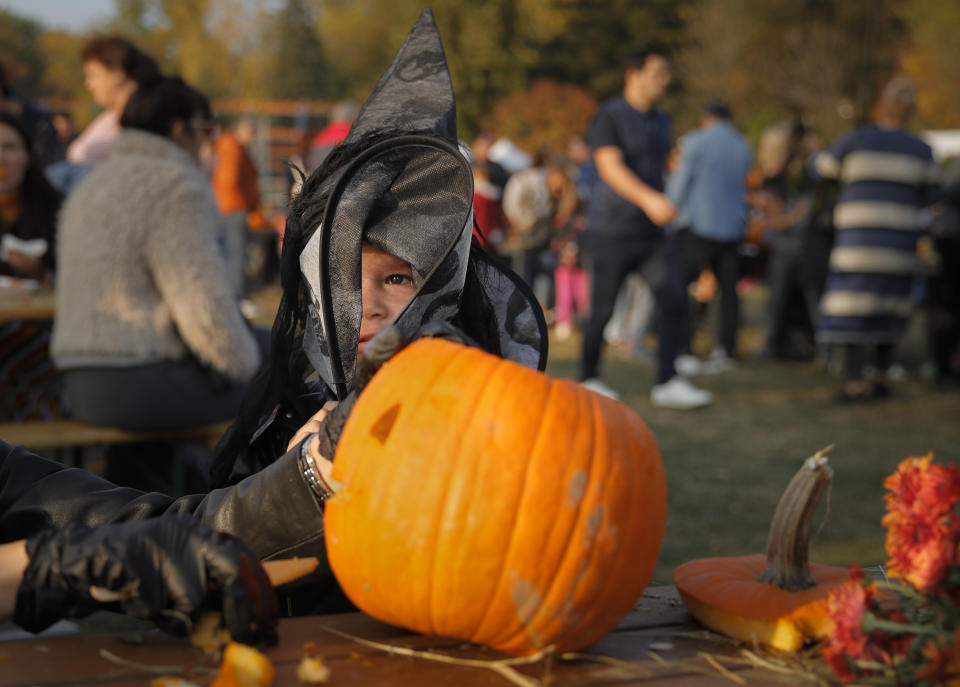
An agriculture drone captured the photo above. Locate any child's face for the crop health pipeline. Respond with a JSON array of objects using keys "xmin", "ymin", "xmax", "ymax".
[{"xmin": 358, "ymin": 242, "xmax": 416, "ymax": 355}]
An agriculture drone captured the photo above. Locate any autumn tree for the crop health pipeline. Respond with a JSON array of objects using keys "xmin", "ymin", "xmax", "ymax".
[
  {"xmin": 483, "ymin": 79, "xmax": 597, "ymax": 154},
  {"xmin": 898, "ymin": 0, "xmax": 960, "ymax": 130}
]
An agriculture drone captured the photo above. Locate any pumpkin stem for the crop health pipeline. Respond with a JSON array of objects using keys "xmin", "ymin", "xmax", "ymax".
[{"xmin": 757, "ymin": 452, "xmax": 833, "ymax": 591}]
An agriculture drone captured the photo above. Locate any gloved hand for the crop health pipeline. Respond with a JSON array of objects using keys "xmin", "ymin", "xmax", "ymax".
[
  {"xmin": 14, "ymin": 515, "xmax": 278, "ymax": 646},
  {"xmin": 314, "ymin": 322, "xmax": 478, "ymax": 459}
]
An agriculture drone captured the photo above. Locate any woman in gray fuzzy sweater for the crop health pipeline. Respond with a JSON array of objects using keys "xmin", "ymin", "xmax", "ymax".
[{"xmin": 52, "ymin": 77, "xmax": 261, "ymax": 431}]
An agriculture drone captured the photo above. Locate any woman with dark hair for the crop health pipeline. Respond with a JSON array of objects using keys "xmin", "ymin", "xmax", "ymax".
[
  {"xmin": 52, "ymin": 75, "xmax": 260, "ymax": 439},
  {"xmin": 66, "ymin": 35, "xmax": 160, "ymax": 165},
  {"xmin": 0, "ymin": 113, "xmax": 62, "ymax": 281},
  {"xmin": 0, "ymin": 113, "xmax": 64, "ymax": 421},
  {"xmin": 2, "ymin": 10, "xmax": 546, "ymax": 616}
]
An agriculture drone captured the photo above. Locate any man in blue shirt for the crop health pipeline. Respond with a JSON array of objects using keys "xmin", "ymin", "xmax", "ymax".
[
  {"xmin": 668, "ymin": 101, "xmax": 753, "ymax": 367},
  {"xmin": 580, "ymin": 47, "xmax": 712, "ymax": 409}
]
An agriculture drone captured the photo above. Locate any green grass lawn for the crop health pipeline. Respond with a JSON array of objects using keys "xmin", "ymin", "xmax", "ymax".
[{"xmin": 544, "ymin": 290, "xmax": 960, "ymax": 586}]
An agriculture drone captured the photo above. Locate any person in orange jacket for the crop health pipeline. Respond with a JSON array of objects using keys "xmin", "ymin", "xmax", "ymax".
[{"xmin": 212, "ymin": 116, "xmax": 264, "ymax": 297}]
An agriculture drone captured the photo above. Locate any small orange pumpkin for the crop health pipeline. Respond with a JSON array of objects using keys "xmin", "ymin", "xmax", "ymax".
[
  {"xmin": 324, "ymin": 338, "xmax": 667, "ymax": 656},
  {"xmin": 673, "ymin": 452, "xmax": 852, "ymax": 652}
]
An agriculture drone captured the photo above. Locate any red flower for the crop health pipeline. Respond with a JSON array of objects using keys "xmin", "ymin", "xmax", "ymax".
[
  {"xmin": 821, "ymin": 454, "xmax": 960, "ymax": 684},
  {"xmin": 823, "ymin": 580, "xmax": 873, "ymax": 682}
]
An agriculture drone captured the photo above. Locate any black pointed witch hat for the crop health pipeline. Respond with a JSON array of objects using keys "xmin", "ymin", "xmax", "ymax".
[
  {"xmin": 345, "ymin": 8, "xmax": 457, "ymax": 144},
  {"xmin": 299, "ymin": 8, "xmax": 547, "ymax": 399}
]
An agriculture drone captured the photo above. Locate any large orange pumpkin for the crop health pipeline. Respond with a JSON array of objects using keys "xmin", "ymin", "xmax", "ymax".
[{"xmin": 324, "ymin": 338, "xmax": 666, "ymax": 656}]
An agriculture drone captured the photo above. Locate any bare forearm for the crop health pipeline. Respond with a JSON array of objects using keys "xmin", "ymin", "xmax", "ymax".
[
  {"xmin": 595, "ymin": 147, "xmax": 675, "ymax": 226},
  {"xmin": 0, "ymin": 539, "xmax": 29, "ymax": 621},
  {"xmin": 597, "ymin": 151, "xmax": 657, "ymax": 208}
]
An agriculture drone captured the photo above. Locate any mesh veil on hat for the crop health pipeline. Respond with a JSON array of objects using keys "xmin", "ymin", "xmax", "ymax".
[{"xmin": 299, "ymin": 8, "xmax": 547, "ymax": 399}]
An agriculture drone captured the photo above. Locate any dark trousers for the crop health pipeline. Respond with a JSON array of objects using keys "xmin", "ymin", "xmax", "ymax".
[
  {"xmin": 844, "ymin": 342, "xmax": 894, "ymax": 382},
  {"xmin": 765, "ymin": 248, "xmax": 816, "ymax": 361},
  {"xmin": 62, "ymin": 328, "xmax": 270, "ymax": 431},
  {"xmin": 61, "ymin": 360, "xmax": 248, "ymax": 496},
  {"xmin": 580, "ymin": 235, "xmax": 688, "ymax": 385},
  {"xmin": 676, "ymin": 230, "xmax": 741, "ymax": 357},
  {"xmin": 63, "ymin": 359, "xmax": 250, "ymax": 432}
]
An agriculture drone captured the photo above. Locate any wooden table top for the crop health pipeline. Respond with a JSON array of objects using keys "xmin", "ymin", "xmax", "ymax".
[
  {"xmin": 0, "ymin": 288, "xmax": 55, "ymax": 323},
  {"xmin": 0, "ymin": 586, "xmax": 836, "ymax": 686}
]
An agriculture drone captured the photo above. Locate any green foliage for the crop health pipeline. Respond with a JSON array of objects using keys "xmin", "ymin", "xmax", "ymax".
[
  {"xmin": 261, "ymin": 0, "xmax": 332, "ymax": 100},
  {"xmin": 532, "ymin": 0, "xmax": 686, "ymax": 99},
  {"xmin": 3, "ymin": 0, "xmax": 959, "ymax": 150},
  {"xmin": 0, "ymin": 10, "xmax": 45, "ymax": 97},
  {"xmin": 674, "ymin": 0, "xmax": 908, "ymax": 140}
]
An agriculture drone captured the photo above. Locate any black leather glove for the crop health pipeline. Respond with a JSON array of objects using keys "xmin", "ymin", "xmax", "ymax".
[
  {"xmin": 14, "ymin": 515, "xmax": 278, "ymax": 645},
  {"xmin": 314, "ymin": 322, "xmax": 478, "ymax": 459}
]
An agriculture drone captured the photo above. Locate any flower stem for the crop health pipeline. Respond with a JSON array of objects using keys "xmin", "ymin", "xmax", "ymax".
[
  {"xmin": 862, "ymin": 613, "xmax": 951, "ymax": 638},
  {"xmin": 871, "ymin": 579, "xmax": 927, "ymax": 604}
]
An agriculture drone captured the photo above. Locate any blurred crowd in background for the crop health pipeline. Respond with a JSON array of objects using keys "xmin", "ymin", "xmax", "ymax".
[{"xmin": 0, "ymin": 18, "xmax": 958, "ymax": 430}]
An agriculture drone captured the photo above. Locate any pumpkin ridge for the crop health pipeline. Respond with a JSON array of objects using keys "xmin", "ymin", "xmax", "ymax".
[
  {"xmin": 331, "ymin": 339, "xmax": 464, "ymax": 628},
  {"xmin": 427, "ymin": 350, "xmax": 513, "ymax": 635},
  {"xmin": 417, "ymin": 343, "xmax": 503, "ymax": 633},
  {"xmin": 434, "ymin": 356, "xmax": 538, "ymax": 638},
  {"xmin": 468, "ymin": 370, "xmax": 559, "ymax": 646},
  {"xmin": 498, "ymin": 377, "xmax": 600, "ymax": 651},
  {"xmin": 572, "ymin": 398, "xmax": 663, "ymax": 647},
  {"xmin": 385, "ymin": 341, "xmax": 463, "ymax": 629},
  {"xmin": 542, "ymin": 391, "xmax": 661, "ymax": 651},
  {"xmin": 524, "ymin": 384, "xmax": 611, "ymax": 651}
]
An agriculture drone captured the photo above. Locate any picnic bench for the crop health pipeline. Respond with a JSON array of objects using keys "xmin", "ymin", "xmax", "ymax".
[
  {"xmin": 0, "ymin": 419, "xmax": 230, "ymax": 453},
  {"xmin": 0, "ymin": 287, "xmax": 55, "ymax": 323},
  {"xmin": 0, "ymin": 419, "xmax": 230, "ymax": 495},
  {"xmin": 0, "ymin": 585, "xmax": 837, "ymax": 686}
]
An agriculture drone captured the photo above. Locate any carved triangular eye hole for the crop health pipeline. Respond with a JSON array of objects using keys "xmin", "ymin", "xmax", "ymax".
[{"xmin": 370, "ymin": 403, "xmax": 400, "ymax": 445}]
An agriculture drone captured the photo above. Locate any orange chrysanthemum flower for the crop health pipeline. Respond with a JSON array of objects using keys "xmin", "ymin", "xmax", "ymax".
[
  {"xmin": 916, "ymin": 629, "xmax": 960, "ymax": 686},
  {"xmin": 883, "ymin": 454, "xmax": 960, "ymax": 595},
  {"xmin": 884, "ymin": 453, "xmax": 960, "ymax": 520},
  {"xmin": 884, "ymin": 510, "xmax": 958, "ymax": 595}
]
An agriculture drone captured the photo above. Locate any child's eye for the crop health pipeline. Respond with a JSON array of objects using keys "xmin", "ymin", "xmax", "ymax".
[{"xmin": 385, "ymin": 273, "xmax": 413, "ymax": 286}]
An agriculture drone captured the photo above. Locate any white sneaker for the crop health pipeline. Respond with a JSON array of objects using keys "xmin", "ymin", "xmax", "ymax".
[
  {"xmin": 702, "ymin": 354, "xmax": 736, "ymax": 375},
  {"xmin": 675, "ymin": 354, "xmax": 703, "ymax": 377},
  {"xmin": 887, "ymin": 363, "xmax": 908, "ymax": 382},
  {"xmin": 582, "ymin": 378, "xmax": 621, "ymax": 400},
  {"xmin": 651, "ymin": 376, "xmax": 713, "ymax": 409},
  {"xmin": 555, "ymin": 322, "xmax": 572, "ymax": 341}
]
